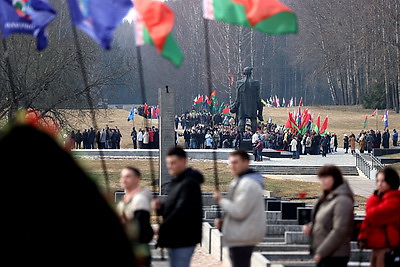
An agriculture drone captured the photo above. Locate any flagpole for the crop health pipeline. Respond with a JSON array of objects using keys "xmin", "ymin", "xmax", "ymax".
[
  {"xmin": 203, "ymin": 18, "xmax": 221, "ymax": 217},
  {"xmin": 136, "ymin": 45, "xmax": 165, "ymax": 260},
  {"xmin": 71, "ymin": 25, "xmax": 111, "ymax": 194}
]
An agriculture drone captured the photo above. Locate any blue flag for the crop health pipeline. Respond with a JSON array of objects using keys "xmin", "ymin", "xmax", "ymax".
[
  {"xmin": 67, "ymin": 0, "xmax": 133, "ymax": 50},
  {"xmin": 0, "ymin": 0, "xmax": 56, "ymax": 51},
  {"xmin": 127, "ymin": 107, "xmax": 134, "ymax": 121}
]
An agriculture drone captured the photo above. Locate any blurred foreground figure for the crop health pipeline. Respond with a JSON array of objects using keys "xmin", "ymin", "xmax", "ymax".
[
  {"xmin": 358, "ymin": 167, "xmax": 400, "ymax": 267},
  {"xmin": 303, "ymin": 165, "xmax": 354, "ymax": 267},
  {"xmin": 0, "ymin": 125, "xmax": 136, "ymax": 266}
]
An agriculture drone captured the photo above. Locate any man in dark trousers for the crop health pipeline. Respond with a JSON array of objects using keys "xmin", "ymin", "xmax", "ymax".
[{"xmin": 152, "ymin": 147, "xmax": 203, "ymax": 267}]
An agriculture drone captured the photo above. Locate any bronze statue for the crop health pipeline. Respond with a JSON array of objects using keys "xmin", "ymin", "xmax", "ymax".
[{"xmin": 230, "ymin": 67, "xmax": 264, "ymax": 133}]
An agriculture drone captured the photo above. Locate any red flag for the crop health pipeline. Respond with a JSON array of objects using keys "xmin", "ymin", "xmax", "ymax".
[
  {"xmin": 285, "ymin": 112, "xmax": 292, "ymax": 129},
  {"xmin": 371, "ymin": 109, "xmax": 378, "ymax": 117},
  {"xmin": 156, "ymin": 106, "xmax": 160, "ymax": 116},
  {"xmin": 143, "ymin": 103, "xmax": 150, "ymax": 115}
]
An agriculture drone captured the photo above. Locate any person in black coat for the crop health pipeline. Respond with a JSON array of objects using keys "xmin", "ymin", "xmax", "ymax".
[
  {"xmin": 320, "ymin": 135, "xmax": 329, "ymax": 157},
  {"xmin": 152, "ymin": 147, "xmax": 203, "ymax": 267},
  {"xmin": 382, "ymin": 129, "xmax": 390, "ymax": 148}
]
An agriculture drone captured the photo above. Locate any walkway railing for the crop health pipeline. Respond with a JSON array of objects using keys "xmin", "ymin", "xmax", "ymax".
[
  {"xmin": 354, "ymin": 153, "xmax": 372, "ymax": 179},
  {"xmin": 371, "ymin": 154, "xmax": 384, "ymax": 171},
  {"xmin": 354, "ymin": 152, "xmax": 385, "ymax": 179}
]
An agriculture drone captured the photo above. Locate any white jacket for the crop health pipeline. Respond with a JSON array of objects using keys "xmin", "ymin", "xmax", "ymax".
[{"xmin": 220, "ymin": 172, "xmax": 266, "ymax": 247}]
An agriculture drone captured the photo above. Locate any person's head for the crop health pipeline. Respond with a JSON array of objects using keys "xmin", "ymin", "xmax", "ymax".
[
  {"xmin": 376, "ymin": 167, "xmax": 400, "ymax": 194},
  {"xmin": 119, "ymin": 167, "xmax": 141, "ymax": 191},
  {"xmin": 166, "ymin": 146, "xmax": 187, "ymax": 177},
  {"xmin": 317, "ymin": 165, "xmax": 344, "ymax": 192},
  {"xmin": 229, "ymin": 149, "xmax": 250, "ymax": 176}
]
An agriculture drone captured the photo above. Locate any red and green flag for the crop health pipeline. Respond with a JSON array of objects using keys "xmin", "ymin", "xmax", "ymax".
[
  {"xmin": 363, "ymin": 115, "xmax": 368, "ymax": 128},
  {"xmin": 134, "ymin": 0, "xmax": 183, "ymax": 67},
  {"xmin": 319, "ymin": 116, "xmax": 329, "ymax": 136},
  {"xmin": 203, "ymin": 0, "xmax": 297, "ymax": 35},
  {"xmin": 371, "ymin": 109, "xmax": 378, "ymax": 117},
  {"xmin": 222, "ymin": 105, "xmax": 231, "ymax": 116}
]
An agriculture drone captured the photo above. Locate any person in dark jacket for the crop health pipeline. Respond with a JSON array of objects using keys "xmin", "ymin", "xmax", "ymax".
[
  {"xmin": 152, "ymin": 147, "xmax": 203, "ymax": 267},
  {"xmin": 320, "ymin": 135, "xmax": 329, "ymax": 157},
  {"xmin": 382, "ymin": 129, "xmax": 390, "ymax": 148},
  {"xmin": 343, "ymin": 134, "xmax": 349, "ymax": 153}
]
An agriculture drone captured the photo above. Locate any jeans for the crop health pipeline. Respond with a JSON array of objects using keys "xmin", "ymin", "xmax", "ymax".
[
  {"xmin": 167, "ymin": 246, "xmax": 195, "ymax": 267},
  {"xmin": 316, "ymin": 256, "xmax": 349, "ymax": 267},
  {"xmin": 257, "ymin": 149, "xmax": 263, "ymax": 161},
  {"xmin": 229, "ymin": 246, "xmax": 254, "ymax": 267}
]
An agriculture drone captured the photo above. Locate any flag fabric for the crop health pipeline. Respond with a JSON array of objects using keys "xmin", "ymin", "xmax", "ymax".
[
  {"xmin": 143, "ymin": 103, "xmax": 150, "ymax": 116},
  {"xmin": 315, "ymin": 115, "xmax": 321, "ymax": 134},
  {"xmin": 203, "ymin": 0, "xmax": 297, "ymax": 35},
  {"xmin": 67, "ymin": 0, "xmax": 132, "ymax": 50},
  {"xmin": 134, "ymin": 0, "xmax": 183, "ymax": 67},
  {"xmin": 383, "ymin": 110, "xmax": 389, "ymax": 128},
  {"xmin": 127, "ymin": 107, "xmax": 134, "ymax": 121},
  {"xmin": 371, "ymin": 109, "xmax": 378, "ymax": 117},
  {"xmin": 261, "ymin": 99, "xmax": 267, "ymax": 106},
  {"xmin": 194, "ymin": 95, "xmax": 203, "ymax": 106},
  {"xmin": 0, "ymin": 0, "xmax": 56, "ymax": 51},
  {"xmin": 151, "ymin": 107, "xmax": 157, "ymax": 119},
  {"xmin": 296, "ymin": 106, "xmax": 301, "ymax": 125},
  {"xmin": 229, "ymin": 72, "xmax": 234, "ymax": 86},
  {"xmin": 319, "ymin": 116, "xmax": 329, "ymax": 136},
  {"xmin": 363, "ymin": 115, "xmax": 368, "ymax": 128},
  {"xmin": 222, "ymin": 105, "xmax": 230, "ymax": 115},
  {"xmin": 298, "ymin": 97, "xmax": 303, "ymax": 107},
  {"xmin": 156, "ymin": 106, "xmax": 160, "ymax": 117}
]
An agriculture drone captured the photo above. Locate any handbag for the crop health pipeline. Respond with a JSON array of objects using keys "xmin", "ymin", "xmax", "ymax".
[
  {"xmin": 384, "ymin": 248, "xmax": 400, "ymax": 267},
  {"xmin": 384, "ymin": 225, "xmax": 400, "ymax": 267}
]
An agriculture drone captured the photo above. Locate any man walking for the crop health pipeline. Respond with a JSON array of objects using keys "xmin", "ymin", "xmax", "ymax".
[
  {"xmin": 152, "ymin": 147, "xmax": 203, "ymax": 267},
  {"xmin": 214, "ymin": 149, "xmax": 266, "ymax": 267}
]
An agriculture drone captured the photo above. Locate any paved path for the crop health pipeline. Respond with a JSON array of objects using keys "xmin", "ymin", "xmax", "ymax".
[{"xmin": 250, "ymin": 148, "xmax": 356, "ymax": 166}]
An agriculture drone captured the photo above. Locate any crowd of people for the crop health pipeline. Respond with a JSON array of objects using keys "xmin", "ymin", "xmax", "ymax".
[
  {"xmin": 115, "ymin": 146, "xmax": 400, "ymax": 267},
  {"xmin": 67, "ymin": 125, "xmax": 123, "ymax": 149}
]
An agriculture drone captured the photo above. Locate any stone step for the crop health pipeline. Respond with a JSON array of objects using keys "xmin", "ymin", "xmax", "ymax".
[
  {"xmin": 255, "ymin": 243, "xmax": 309, "ymax": 252},
  {"xmin": 266, "ymin": 225, "xmax": 303, "ymax": 236},
  {"xmin": 271, "ymin": 261, "xmax": 371, "ymax": 267},
  {"xmin": 262, "ymin": 249, "xmax": 371, "ymax": 262},
  {"xmin": 263, "ymin": 236, "xmax": 286, "ymax": 243},
  {"xmin": 266, "ymin": 219, "xmax": 298, "ymax": 225},
  {"xmin": 249, "ymin": 165, "xmax": 359, "ymax": 176}
]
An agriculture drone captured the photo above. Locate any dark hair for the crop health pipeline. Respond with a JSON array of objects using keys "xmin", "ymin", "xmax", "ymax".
[
  {"xmin": 318, "ymin": 165, "xmax": 344, "ymax": 191},
  {"xmin": 124, "ymin": 166, "xmax": 141, "ymax": 178},
  {"xmin": 167, "ymin": 146, "xmax": 187, "ymax": 159},
  {"xmin": 377, "ymin": 167, "xmax": 400, "ymax": 190},
  {"xmin": 230, "ymin": 149, "xmax": 250, "ymax": 161}
]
